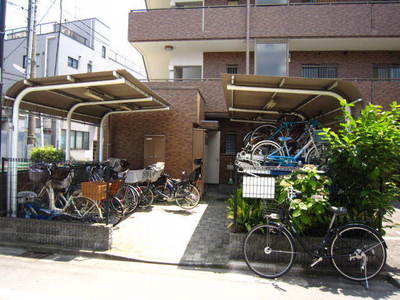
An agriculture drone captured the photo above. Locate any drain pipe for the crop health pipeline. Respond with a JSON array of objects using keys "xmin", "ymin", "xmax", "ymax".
[{"xmin": 246, "ymin": 0, "xmax": 250, "ymax": 75}]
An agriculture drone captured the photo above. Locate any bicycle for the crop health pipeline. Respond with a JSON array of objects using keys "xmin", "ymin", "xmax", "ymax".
[
  {"xmin": 30, "ymin": 164, "xmax": 103, "ymax": 222},
  {"xmin": 151, "ymin": 171, "xmax": 201, "ymax": 210},
  {"xmin": 248, "ymin": 123, "xmax": 326, "ymax": 167},
  {"xmin": 243, "ymin": 189, "xmax": 387, "ymax": 288}
]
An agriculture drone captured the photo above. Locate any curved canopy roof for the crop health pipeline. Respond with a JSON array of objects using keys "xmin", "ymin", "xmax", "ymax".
[
  {"xmin": 5, "ymin": 70, "xmax": 170, "ymax": 124},
  {"xmin": 222, "ymin": 74, "xmax": 362, "ymax": 125}
]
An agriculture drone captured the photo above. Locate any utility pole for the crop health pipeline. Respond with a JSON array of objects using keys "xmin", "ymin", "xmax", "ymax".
[
  {"xmin": 0, "ymin": 0, "xmax": 6, "ymax": 158},
  {"xmin": 26, "ymin": 0, "xmax": 38, "ymax": 155}
]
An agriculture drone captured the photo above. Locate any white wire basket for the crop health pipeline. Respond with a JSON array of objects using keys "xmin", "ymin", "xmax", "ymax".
[{"xmin": 125, "ymin": 169, "xmax": 145, "ymax": 184}]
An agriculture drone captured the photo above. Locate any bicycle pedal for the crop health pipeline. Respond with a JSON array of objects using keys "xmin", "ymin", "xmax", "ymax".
[{"xmin": 310, "ymin": 257, "xmax": 323, "ymax": 268}]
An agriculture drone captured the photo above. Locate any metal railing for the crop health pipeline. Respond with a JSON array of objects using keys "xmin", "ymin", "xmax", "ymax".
[{"xmin": 131, "ymin": 0, "xmax": 400, "ymax": 12}]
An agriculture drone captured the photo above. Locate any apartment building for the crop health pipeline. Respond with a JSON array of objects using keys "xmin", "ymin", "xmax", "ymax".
[
  {"xmin": 119, "ymin": 0, "xmax": 400, "ymax": 185},
  {"xmin": 2, "ymin": 18, "xmax": 144, "ymax": 160}
]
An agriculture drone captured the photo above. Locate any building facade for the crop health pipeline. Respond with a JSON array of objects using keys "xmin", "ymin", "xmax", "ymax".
[
  {"xmin": 118, "ymin": 0, "xmax": 400, "ymax": 184},
  {"xmin": 2, "ymin": 18, "xmax": 144, "ymax": 161}
]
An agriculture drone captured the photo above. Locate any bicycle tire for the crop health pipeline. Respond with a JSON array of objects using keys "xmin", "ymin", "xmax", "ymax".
[
  {"xmin": 116, "ymin": 184, "xmax": 139, "ymax": 214},
  {"xmin": 138, "ymin": 185, "xmax": 154, "ymax": 208},
  {"xmin": 251, "ymin": 140, "xmax": 284, "ymax": 167},
  {"xmin": 249, "ymin": 124, "xmax": 279, "ymax": 144},
  {"xmin": 305, "ymin": 144, "xmax": 327, "ymax": 166},
  {"xmin": 64, "ymin": 196, "xmax": 103, "ymax": 222},
  {"xmin": 244, "ymin": 223, "xmax": 296, "ymax": 279},
  {"xmin": 175, "ymin": 184, "xmax": 200, "ymax": 210},
  {"xmin": 330, "ymin": 224, "xmax": 386, "ymax": 281}
]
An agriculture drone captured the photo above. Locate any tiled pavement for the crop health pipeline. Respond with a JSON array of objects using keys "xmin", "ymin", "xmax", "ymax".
[
  {"xmin": 179, "ymin": 200, "xmax": 230, "ymax": 265},
  {"xmin": 110, "ymin": 197, "xmax": 230, "ymax": 266}
]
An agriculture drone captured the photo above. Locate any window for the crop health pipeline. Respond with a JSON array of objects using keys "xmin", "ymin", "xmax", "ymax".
[
  {"xmin": 302, "ymin": 64, "xmax": 337, "ymax": 79},
  {"xmin": 224, "ymin": 134, "xmax": 237, "ymax": 155},
  {"xmin": 255, "ymin": 41, "xmax": 288, "ymax": 76},
  {"xmin": 227, "ymin": 64, "xmax": 238, "ymax": 74},
  {"xmin": 67, "ymin": 56, "xmax": 79, "ymax": 69},
  {"xmin": 61, "ymin": 130, "xmax": 90, "ymax": 150},
  {"xmin": 373, "ymin": 65, "xmax": 400, "ymax": 80},
  {"xmin": 256, "ymin": 0, "xmax": 287, "ymax": 5},
  {"xmin": 227, "ymin": 0, "xmax": 239, "ymax": 5},
  {"xmin": 174, "ymin": 66, "xmax": 202, "ymax": 80},
  {"xmin": 87, "ymin": 63, "xmax": 93, "ymax": 72},
  {"xmin": 102, "ymin": 46, "xmax": 107, "ymax": 58},
  {"xmin": 175, "ymin": 1, "xmax": 202, "ymax": 8},
  {"xmin": 22, "ymin": 55, "xmax": 27, "ymax": 69}
]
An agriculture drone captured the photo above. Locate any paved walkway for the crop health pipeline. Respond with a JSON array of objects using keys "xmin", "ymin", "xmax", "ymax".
[
  {"xmin": 110, "ymin": 198, "xmax": 230, "ymax": 265},
  {"xmin": 384, "ymin": 201, "xmax": 400, "ymax": 277}
]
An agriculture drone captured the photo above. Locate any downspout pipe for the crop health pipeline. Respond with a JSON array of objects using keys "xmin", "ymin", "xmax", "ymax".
[
  {"xmin": 65, "ymin": 97, "xmax": 154, "ymax": 161},
  {"xmin": 8, "ymin": 78, "xmax": 125, "ymax": 217},
  {"xmin": 98, "ymin": 107, "xmax": 170, "ymax": 162}
]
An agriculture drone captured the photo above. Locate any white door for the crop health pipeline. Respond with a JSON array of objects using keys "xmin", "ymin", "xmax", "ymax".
[{"xmin": 205, "ymin": 131, "xmax": 220, "ymax": 184}]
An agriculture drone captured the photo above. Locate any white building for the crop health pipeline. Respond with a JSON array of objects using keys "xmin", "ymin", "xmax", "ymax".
[{"xmin": 2, "ymin": 18, "xmax": 145, "ymax": 161}]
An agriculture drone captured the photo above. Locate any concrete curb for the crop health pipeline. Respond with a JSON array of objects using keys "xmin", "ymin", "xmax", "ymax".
[
  {"xmin": 387, "ymin": 272, "xmax": 400, "ymax": 289},
  {"xmin": 1, "ymin": 240, "xmax": 397, "ymax": 287}
]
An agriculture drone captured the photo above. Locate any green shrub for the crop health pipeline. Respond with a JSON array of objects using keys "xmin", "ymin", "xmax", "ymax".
[
  {"xmin": 277, "ymin": 165, "xmax": 331, "ymax": 233},
  {"xmin": 227, "ymin": 187, "xmax": 265, "ymax": 232},
  {"xmin": 30, "ymin": 146, "xmax": 65, "ymax": 163},
  {"xmin": 321, "ymin": 101, "xmax": 400, "ymax": 231}
]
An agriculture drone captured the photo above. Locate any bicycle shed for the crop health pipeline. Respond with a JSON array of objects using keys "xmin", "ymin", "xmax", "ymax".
[
  {"xmin": 3, "ymin": 69, "xmax": 170, "ymax": 217},
  {"xmin": 221, "ymin": 74, "xmax": 363, "ymax": 228}
]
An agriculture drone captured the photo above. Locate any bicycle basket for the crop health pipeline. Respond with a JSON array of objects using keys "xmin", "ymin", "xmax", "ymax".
[
  {"xmin": 29, "ymin": 165, "xmax": 49, "ymax": 183},
  {"xmin": 143, "ymin": 168, "xmax": 163, "ymax": 183},
  {"xmin": 263, "ymin": 199, "xmax": 289, "ymax": 221},
  {"xmin": 125, "ymin": 169, "xmax": 145, "ymax": 183},
  {"xmin": 51, "ymin": 167, "xmax": 71, "ymax": 181}
]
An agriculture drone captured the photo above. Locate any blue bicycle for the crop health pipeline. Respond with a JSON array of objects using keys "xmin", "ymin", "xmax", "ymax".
[{"xmin": 249, "ymin": 123, "xmax": 326, "ymax": 167}]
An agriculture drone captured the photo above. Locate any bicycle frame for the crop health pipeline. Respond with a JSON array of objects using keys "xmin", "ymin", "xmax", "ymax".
[{"xmin": 266, "ymin": 127, "xmax": 319, "ymax": 166}]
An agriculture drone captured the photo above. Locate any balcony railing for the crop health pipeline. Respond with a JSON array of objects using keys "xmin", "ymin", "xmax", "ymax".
[{"xmin": 129, "ymin": 1, "xmax": 400, "ymax": 42}]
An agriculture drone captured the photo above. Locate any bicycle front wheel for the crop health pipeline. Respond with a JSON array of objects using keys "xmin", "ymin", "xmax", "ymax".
[
  {"xmin": 251, "ymin": 140, "xmax": 284, "ymax": 167},
  {"xmin": 176, "ymin": 184, "xmax": 200, "ymax": 210},
  {"xmin": 64, "ymin": 196, "xmax": 103, "ymax": 222},
  {"xmin": 244, "ymin": 223, "xmax": 296, "ymax": 279},
  {"xmin": 330, "ymin": 224, "xmax": 386, "ymax": 281},
  {"xmin": 138, "ymin": 185, "xmax": 154, "ymax": 208}
]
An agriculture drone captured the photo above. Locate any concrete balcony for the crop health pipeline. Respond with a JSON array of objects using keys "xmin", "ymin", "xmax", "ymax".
[{"xmin": 129, "ymin": 2, "xmax": 400, "ymax": 43}]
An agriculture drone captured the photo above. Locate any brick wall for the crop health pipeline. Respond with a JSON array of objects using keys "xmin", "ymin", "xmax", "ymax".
[
  {"xmin": 110, "ymin": 86, "xmax": 200, "ymax": 178},
  {"xmin": 290, "ymin": 51, "xmax": 400, "ymax": 79},
  {"xmin": 129, "ymin": 3, "xmax": 400, "ymax": 42},
  {"xmin": 203, "ymin": 52, "xmax": 254, "ymax": 78}
]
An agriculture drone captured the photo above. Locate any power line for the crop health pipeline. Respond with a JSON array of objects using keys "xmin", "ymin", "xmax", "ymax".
[{"xmin": 38, "ymin": 0, "xmax": 56, "ymax": 24}]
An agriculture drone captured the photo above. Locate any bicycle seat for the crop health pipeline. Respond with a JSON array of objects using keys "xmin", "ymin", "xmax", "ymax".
[
  {"xmin": 329, "ymin": 206, "xmax": 347, "ymax": 216},
  {"xmin": 278, "ymin": 137, "xmax": 292, "ymax": 142}
]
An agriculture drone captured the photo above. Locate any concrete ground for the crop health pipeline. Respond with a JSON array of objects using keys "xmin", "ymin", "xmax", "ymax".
[{"xmin": 0, "ymin": 249, "xmax": 398, "ymax": 300}]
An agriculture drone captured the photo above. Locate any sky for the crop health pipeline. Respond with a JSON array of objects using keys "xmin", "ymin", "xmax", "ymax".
[{"xmin": 5, "ymin": 0, "xmax": 147, "ymax": 76}]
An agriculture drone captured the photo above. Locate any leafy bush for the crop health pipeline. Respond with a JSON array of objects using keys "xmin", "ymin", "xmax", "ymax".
[
  {"xmin": 227, "ymin": 187, "xmax": 265, "ymax": 232},
  {"xmin": 321, "ymin": 101, "xmax": 400, "ymax": 231},
  {"xmin": 277, "ymin": 165, "xmax": 331, "ymax": 233},
  {"xmin": 30, "ymin": 146, "xmax": 65, "ymax": 163}
]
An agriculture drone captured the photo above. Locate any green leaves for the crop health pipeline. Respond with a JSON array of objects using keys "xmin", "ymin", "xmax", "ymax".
[
  {"xmin": 227, "ymin": 188, "xmax": 265, "ymax": 233},
  {"xmin": 322, "ymin": 101, "xmax": 400, "ymax": 231},
  {"xmin": 276, "ymin": 165, "xmax": 331, "ymax": 233},
  {"xmin": 30, "ymin": 146, "xmax": 65, "ymax": 163}
]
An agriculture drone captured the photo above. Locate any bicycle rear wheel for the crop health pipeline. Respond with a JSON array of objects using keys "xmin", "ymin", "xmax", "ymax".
[
  {"xmin": 330, "ymin": 224, "xmax": 386, "ymax": 281},
  {"xmin": 175, "ymin": 184, "xmax": 200, "ymax": 210},
  {"xmin": 244, "ymin": 223, "xmax": 296, "ymax": 279}
]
